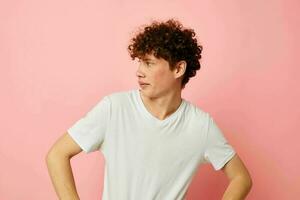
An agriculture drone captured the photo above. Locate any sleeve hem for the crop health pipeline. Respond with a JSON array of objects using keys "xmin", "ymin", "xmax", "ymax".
[
  {"xmin": 214, "ymin": 150, "xmax": 236, "ymax": 171},
  {"xmin": 67, "ymin": 129, "xmax": 89, "ymax": 153}
]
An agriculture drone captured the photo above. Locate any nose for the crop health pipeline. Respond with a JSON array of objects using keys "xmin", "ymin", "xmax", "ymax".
[
  {"xmin": 136, "ymin": 71, "xmax": 145, "ymax": 79},
  {"xmin": 136, "ymin": 63, "xmax": 146, "ymax": 78}
]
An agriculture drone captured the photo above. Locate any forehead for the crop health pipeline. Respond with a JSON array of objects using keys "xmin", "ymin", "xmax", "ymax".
[{"xmin": 139, "ymin": 53, "xmax": 159, "ymax": 61}]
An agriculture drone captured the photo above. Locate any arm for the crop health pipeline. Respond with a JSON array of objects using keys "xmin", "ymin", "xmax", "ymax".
[
  {"xmin": 46, "ymin": 132, "xmax": 83, "ymax": 200},
  {"xmin": 221, "ymin": 153, "xmax": 253, "ymax": 200}
]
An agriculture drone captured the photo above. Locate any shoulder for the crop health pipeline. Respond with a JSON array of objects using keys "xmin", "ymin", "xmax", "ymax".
[
  {"xmin": 184, "ymin": 100, "xmax": 209, "ymax": 119},
  {"xmin": 104, "ymin": 89, "xmax": 136, "ymax": 107},
  {"xmin": 183, "ymin": 100, "xmax": 211, "ymax": 126},
  {"xmin": 106, "ymin": 89, "xmax": 134, "ymax": 100}
]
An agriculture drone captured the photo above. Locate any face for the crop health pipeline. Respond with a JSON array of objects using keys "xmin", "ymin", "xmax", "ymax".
[{"xmin": 135, "ymin": 53, "xmax": 184, "ymax": 98}]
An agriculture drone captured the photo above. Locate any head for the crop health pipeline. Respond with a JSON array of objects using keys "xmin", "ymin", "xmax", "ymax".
[{"xmin": 127, "ymin": 18, "xmax": 203, "ymax": 98}]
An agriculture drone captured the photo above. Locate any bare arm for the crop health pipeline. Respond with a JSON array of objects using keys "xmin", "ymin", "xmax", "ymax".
[
  {"xmin": 46, "ymin": 132, "xmax": 83, "ymax": 200},
  {"xmin": 221, "ymin": 154, "xmax": 253, "ymax": 200}
]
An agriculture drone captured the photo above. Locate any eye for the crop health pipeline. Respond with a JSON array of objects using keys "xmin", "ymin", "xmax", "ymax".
[{"xmin": 137, "ymin": 59, "xmax": 153, "ymax": 67}]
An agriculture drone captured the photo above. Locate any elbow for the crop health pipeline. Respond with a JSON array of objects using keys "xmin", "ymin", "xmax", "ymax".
[
  {"xmin": 45, "ymin": 150, "xmax": 56, "ymax": 164},
  {"xmin": 242, "ymin": 174, "xmax": 253, "ymax": 193},
  {"xmin": 45, "ymin": 146, "xmax": 56, "ymax": 160},
  {"xmin": 45, "ymin": 149, "xmax": 64, "ymax": 164},
  {"xmin": 247, "ymin": 176, "xmax": 253, "ymax": 190},
  {"xmin": 235, "ymin": 173, "xmax": 253, "ymax": 191}
]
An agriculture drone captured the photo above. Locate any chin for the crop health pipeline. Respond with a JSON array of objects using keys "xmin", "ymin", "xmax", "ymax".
[{"xmin": 140, "ymin": 88, "xmax": 152, "ymax": 98}]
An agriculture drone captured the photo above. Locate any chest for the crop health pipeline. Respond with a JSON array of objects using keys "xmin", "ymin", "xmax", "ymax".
[{"xmin": 105, "ymin": 120, "xmax": 206, "ymax": 171}]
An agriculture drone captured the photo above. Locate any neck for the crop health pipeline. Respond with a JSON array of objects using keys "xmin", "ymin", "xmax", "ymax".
[{"xmin": 140, "ymin": 89, "xmax": 183, "ymax": 120}]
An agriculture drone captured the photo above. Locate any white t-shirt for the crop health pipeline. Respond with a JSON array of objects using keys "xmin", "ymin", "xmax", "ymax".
[{"xmin": 67, "ymin": 89, "xmax": 236, "ymax": 200}]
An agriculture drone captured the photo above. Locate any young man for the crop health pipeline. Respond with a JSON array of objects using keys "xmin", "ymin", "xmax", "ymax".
[{"xmin": 46, "ymin": 19, "xmax": 252, "ymax": 200}]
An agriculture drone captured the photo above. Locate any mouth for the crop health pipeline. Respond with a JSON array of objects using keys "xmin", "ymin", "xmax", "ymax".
[
  {"xmin": 138, "ymin": 82, "xmax": 150, "ymax": 88},
  {"xmin": 138, "ymin": 81, "xmax": 150, "ymax": 86},
  {"xmin": 139, "ymin": 83, "xmax": 149, "ymax": 87}
]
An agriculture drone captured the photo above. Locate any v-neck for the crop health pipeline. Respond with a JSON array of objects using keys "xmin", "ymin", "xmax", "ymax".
[{"xmin": 135, "ymin": 89, "xmax": 186, "ymax": 125}]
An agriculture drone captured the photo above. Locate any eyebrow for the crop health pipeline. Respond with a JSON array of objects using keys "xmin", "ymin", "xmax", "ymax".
[{"xmin": 140, "ymin": 58, "xmax": 155, "ymax": 62}]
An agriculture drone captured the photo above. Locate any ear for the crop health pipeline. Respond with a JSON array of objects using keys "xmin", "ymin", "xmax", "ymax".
[{"xmin": 173, "ymin": 60, "xmax": 187, "ymax": 79}]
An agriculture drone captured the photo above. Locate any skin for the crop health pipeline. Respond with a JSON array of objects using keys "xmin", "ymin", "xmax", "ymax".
[
  {"xmin": 46, "ymin": 133, "xmax": 82, "ymax": 200},
  {"xmin": 221, "ymin": 154, "xmax": 253, "ymax": 200},
  {"xmin": 46, "ymin": 52, "xmax": 252, "ymax": 199}
]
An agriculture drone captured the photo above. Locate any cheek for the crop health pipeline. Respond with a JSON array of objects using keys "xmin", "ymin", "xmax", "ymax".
[
  {"xmin": 153, "ymin": 71, "xmax": 164, "ymax": 80},
  {"xmin": 153, "ymin": 70, "xmax": 173, "ymax": 84}
]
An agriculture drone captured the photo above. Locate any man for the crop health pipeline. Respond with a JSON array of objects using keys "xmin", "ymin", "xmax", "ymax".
[{"xmin": 46, "ymin": 18, "xmax": 252, "ymax": 200}]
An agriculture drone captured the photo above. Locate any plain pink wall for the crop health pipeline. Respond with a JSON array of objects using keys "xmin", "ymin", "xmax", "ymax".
[{"xmin": 1, "ymin": 0, "xmax": 299, "ymax": 199}]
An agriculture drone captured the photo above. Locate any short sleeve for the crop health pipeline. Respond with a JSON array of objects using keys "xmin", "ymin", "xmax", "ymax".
[
  {"xmin": 203, "ymin": 114, "xmax": 236, "ymax": 170},
  {"xmin": 67, "ymin": 96, "xmax": 111, "ymax": 153}
]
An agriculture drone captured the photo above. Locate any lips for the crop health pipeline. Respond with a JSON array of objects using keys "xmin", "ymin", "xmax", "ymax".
[{"xmin": 138, "ymin": 81, "xmax": 149, "ymax": 85}]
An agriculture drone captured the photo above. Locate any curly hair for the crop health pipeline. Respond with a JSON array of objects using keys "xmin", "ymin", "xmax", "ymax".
[{"xmin": 127, "ymin": 18, "xmax": 203, "ymax": 89}]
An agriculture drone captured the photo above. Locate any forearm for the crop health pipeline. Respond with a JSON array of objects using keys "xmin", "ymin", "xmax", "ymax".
[
  {"xmin": 46, "ymin": 154, "xmax": 80, "ymax": 200},
  {"xmin": 222, "ymin": 176, "xmax": 252, "ymax": 200}
]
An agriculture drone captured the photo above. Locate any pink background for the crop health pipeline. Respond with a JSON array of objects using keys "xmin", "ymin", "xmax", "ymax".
[{"xmin": 1, "ymin": 0, "xmax": 299, "ymax": 199}]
